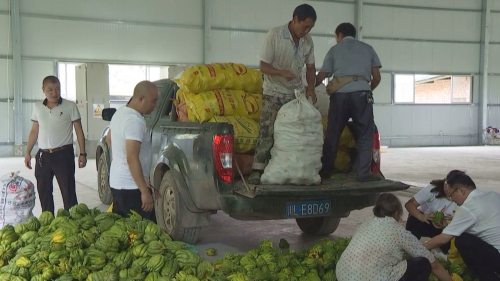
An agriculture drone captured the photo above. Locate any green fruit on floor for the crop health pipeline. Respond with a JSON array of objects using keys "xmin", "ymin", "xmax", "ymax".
[{"xmin": 207, "ymin": 248, "xmax": 217, "ymax": 256}]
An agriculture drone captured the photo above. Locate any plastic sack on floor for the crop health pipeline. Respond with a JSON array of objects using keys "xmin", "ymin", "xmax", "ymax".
[
  {"xmin": 208, "ymin": 116, "xmax": 259, "ymax": 153},
  {"xmin": 261, "ymin": 89, "xmax": 323, "ymax": 185},
  {"xmin": 174, "ymin": 63, "xmax": 263, "ymax": 94},
  {"xmin": 0, "ymin": 172, "xmax": 36, "ymax": 228},
  {"xmin": 178, "ymin": 89, "xmax": 262, "ymax": 122}
]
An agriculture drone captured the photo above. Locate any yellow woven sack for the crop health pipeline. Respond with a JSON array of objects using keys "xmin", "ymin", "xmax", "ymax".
[
  {"xmin": 180, "ymin": 89, "xmax": 262, "ymax": 123},
  {"xmin": 208, "ymin": 116, "xmax": 258, "ymax": 153},
  {"xmin": 448, "ymin": 237, "xmax": 464, "ymax": 264},
  {"xmin": 321, "ymin": 117, "xmax": 356, "ymax": 172},
  {"xmin": 174, "ymin": 63, "xmax": 263, "ymax": 93},
  {"xmin": 107, "ymin": 203, "xmax": 113, "ymax": 212},
  {"xmin": 321, "ymin": 117, "xmax": 356, "ymax": 148},
  {"xmin": 334, "ymin": 150, "xmax": 352, "ymax": 173}
]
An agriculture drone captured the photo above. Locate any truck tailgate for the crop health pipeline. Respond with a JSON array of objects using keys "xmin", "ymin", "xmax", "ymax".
[{"xmin": 234, "ymin": 173, "xmax": 409, "ymax": 198}]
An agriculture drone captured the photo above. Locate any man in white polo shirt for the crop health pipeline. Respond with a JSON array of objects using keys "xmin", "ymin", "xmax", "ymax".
[
  {"xmin": 109, "ymin": 81, "xmax": 158, "ymax": 220},
  {"xmin": 25, "ymin": 76, "xmax": 87, "ymax": 214},
  {"xmin": 424, "ymin": 173, "xmax": 500, "ymax": 280},
  {"xmin": 248, "ymin": 3, "xmax": 317, "ymax": 185}
]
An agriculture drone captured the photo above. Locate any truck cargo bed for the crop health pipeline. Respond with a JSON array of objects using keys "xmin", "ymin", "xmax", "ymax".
[{"xmin": 233, "ymin": 173, "xmax": 409, "ymax": 199}]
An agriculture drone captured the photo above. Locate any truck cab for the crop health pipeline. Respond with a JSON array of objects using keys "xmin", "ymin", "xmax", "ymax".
[{"xmin": 96, "ymin": 79, "xmax": 408, "ymax": 244}]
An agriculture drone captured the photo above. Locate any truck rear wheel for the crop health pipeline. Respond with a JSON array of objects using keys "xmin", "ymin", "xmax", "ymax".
[
  {"xmin": 155, "ymin": 171, "xmax": 200, "ymax": 244},
  {"xmin": 97, "ymin": 153, "xmax": 112, "ymax": 205},
  {"xmin": 296, "ymin": 217, "xmax": 341, "ymax": 235}
]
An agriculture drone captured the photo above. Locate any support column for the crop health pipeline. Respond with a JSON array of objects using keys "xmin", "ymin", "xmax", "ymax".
[
  {"xmin": 355, "ymin": 0, "xmax": 363, "ymax": 40},
  {"xmin": 479, "ymin": 0, "xmax": 492, "ymax": 145},
  {"xmin": 10, "ymin": 0, "xmax": 23, "ymax": 155},
  {"xmin": 203, "ymin": 0, "xmax": 212, "ymax": 64}
]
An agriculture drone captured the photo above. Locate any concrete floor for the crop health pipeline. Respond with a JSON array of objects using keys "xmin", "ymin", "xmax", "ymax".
[{"xmin": 0, "ymin": 146, "xmax": 499, "ymax": 260}]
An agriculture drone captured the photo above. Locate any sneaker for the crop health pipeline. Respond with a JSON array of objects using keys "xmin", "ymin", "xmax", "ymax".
[
  {"xmin": 356, "ymin": 174, "xmax": 383, "ymax": 182},
  {"xmin": 248, "ymin": 171, "xmax": 262, "ymax": 185}
]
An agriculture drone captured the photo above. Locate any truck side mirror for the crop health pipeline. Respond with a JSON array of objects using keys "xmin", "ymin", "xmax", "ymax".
[{"xmin": 102, "ymin": 108, "xmax": 117, "ymax": 121}]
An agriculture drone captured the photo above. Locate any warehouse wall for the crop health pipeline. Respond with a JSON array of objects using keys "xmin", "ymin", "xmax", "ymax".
[
  {"xmin": 209, "ymin": 0, "xmax": 487, "ymax": 146},
  {"xmin": 0, "ymin": 0, "xmax": 498, "ymax": 156},
  {"xmin": 0, "ymin": 0, "xmax": 14, "ymax": 156},
  {"xmin": 363, "ymin": 0, "xmax": 483, "ymax": 146},
  {"xmin": 0, "ymin": 0, "xmax": 204, "ymax": 156},
  {"xmin": 488, "ymin": 1, "xmax": 500, "ymax": 129}
]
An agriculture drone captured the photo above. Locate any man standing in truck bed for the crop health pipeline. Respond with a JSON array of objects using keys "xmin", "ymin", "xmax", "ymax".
[
  {"xmin": 316, "ymin": 23, "xmax": 382, "ymax": 182},
  {"xmin": 248, "ymin": 4, "xmax": 317, "ymax": 185}
]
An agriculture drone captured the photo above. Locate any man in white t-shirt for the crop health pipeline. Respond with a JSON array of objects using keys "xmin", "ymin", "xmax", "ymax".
[
  {"xmin": 424, "ymin": 173, "xmax": 500, "ymax": 280},
  {"xmin": 109, "ymin": 81, "xmax": 158, "ymax": 220},
  {"xmin": 24, "ymin": 76, "xmax": 87, "ymax": 214}
]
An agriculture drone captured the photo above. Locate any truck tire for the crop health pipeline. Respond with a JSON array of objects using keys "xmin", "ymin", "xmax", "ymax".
[
  {"xmin": 296, "ymin": 217, "xmax": 341, "ymax": 235},
  {"xmin": 155, "ymin": 171, "xmax": 200, "ymax": 244},
  {"xmin": 97, "ymin": 153, "xmax": 112, "ymax": 205}
]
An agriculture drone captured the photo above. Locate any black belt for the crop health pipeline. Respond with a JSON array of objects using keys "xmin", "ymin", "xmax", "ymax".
[{"xmin": 39, "ymin": 144, "xmax": 73, "ymax": 153}]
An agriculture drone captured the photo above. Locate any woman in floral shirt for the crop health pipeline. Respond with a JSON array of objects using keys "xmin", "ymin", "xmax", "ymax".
[{"xmin": 336, "ymin": 193, "xmax": 452, "ymax": 281}]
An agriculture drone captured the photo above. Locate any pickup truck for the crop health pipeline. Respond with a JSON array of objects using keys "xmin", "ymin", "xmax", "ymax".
[{"xmin": 96, "ymin": 79, "xmax": 409, "ymax": 244}]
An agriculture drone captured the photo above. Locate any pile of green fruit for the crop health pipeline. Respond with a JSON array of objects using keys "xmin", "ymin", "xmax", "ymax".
[
  {"xmin": 0, "ymin": 204, "xmax": 200, "ymax": 281},
  {"xmin": 0, "ymin": 203, "xmax": 480, "ymax": 281}
]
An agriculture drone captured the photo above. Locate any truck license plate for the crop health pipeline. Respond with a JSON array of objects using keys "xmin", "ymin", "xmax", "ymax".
[{"xmin": 285, "ymin": 200, "xmax": 331, "ymax": 218}]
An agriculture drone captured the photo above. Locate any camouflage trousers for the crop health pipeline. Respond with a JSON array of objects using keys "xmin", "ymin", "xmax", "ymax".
[{"xmin": 252, "ymin": 93, "xmax": 295, "ymax": 171}]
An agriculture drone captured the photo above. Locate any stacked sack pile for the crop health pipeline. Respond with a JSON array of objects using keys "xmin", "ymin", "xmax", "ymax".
[
  {"xmin": 174, "ymin": 63, "xmax": 357, "ymax": 177},
  {"xmin": 174, "ymin": 63, "xmax": 264, "ymax": 176}
]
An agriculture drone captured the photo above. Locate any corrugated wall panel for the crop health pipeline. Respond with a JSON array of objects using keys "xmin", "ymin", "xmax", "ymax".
[
  {"xmin": 492, "ymin": 14, "xmax": 500, "ymax": 43},
  {"xmin": 0, "ymin": 0, "xmax": 7, "ymax": 11},
  {"xmin": 494, "ymin": 1, "xmax": 500, "ymax": 10},
  {"xmin": 488, "ymin": 76, "xmax": 500, "ymax": 104},
  {"xmin": 210, "ymin": 30, "xmax": 265, "ymax": 66},
  {"xmin": 20, "ymin": 17, "xmax": 203, "ymax": 64},
  {"xmin": 364, "ymin": 39, "xmax": 480, "ymax": 73},
  {"xmin": 0, "ymin": 58, "xmax": 13, "ymax": 99},
  {"xmin": 22, "ymin": 102, "xmax": 35, "ymax": 143},
  {"xmin": 22, "ymin": 60, "xmax": 55, "ymax": 100},
  {"xmin": 375, "ymin": 105, "xmax": 479, "ymax": 146},
  {"xmin": 489, "ymin": 45, "xmax": 500, "ymax": 74},
  {"xmin": 0, "ymin": 14, "xmax": 11, "ymax": 56},
  {"xmin": 364, "ymin": 0, "xmax": 482, "ymax": 10},
  {"xmin": 487, "ymin": 107, "xmax": 500, "ymax": 127},
  {"xmin": 363, "ymin": 6, "xmax": 481, "ymax": 42},
  {"xmin": 0, "ymin": 102, "xmax": 13, "ymax": 143},
  {"xmin": 373, "ymin": 73, "xmax": 392, "ymax": 104},
  {"xmin": 19, "ymin": 0, "xmax": 203, "ymax": 26},
  {"xmin": 211, "ymin": 0, "xmax": 354, "ymax": 34}
]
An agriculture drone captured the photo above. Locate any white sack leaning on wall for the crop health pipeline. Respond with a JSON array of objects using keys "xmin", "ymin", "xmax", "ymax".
[{"xmin": 261, "ymin": 89, "xmax": 323, "ymax": 185}]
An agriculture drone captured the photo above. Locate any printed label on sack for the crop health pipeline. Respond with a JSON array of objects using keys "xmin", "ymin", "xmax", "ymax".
[
  {"xmin": 231, "ymin": 63, "xmax": 248, "ymax": 76},
  {"xmin": 205, "ymin": 64, "xmax": 217, "ymax": 78}
]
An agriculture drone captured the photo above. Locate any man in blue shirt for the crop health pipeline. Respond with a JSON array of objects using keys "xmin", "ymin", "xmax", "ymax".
[{"xmin": 316, "ymin": 23, "xmax": 382, "ymax": 181}]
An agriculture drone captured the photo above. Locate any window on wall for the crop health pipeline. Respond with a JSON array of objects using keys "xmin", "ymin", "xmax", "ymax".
[
  {"xmin": 57, "ymin": 63, "xmax": 168, "ymax": 109},
  {"xmin": 58, "ymin": 62, "xmax": 81, "ymax": 101},
  {"xmin": 394, "ymin": 74, "xmax": 472, "ymax": 104}
]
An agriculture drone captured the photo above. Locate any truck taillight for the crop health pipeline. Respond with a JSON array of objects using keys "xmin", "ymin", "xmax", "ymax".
[
  {"xmin": 372, "ymin": 132, "xmax": 381, "ymax": 174},
  {"xmin": 213, "ymin": 135, "xmax": 233, "ymax": 183}
]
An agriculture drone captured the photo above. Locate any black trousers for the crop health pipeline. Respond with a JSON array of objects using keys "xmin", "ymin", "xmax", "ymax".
[
  {"xmin": 406, "ymin": 214, "xmax": 451, "ymax": 253},
  {"xmin": 34, "ymin": 146, "xmax": 78, "ymax": 214},
  {"xmin": 399, "ymin": 257, "xmax": 432, "ymax": 281},
  {"xmin": 321, "ymin": 91, "xmax": 374, "ymax": 179},
  {"xmin": 455, "ymin": 232, "xmax": 500, "ymax": 281},
  {"xmin": 111, "ymin": 188, "xmax": 156, "ymax": 223}
]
